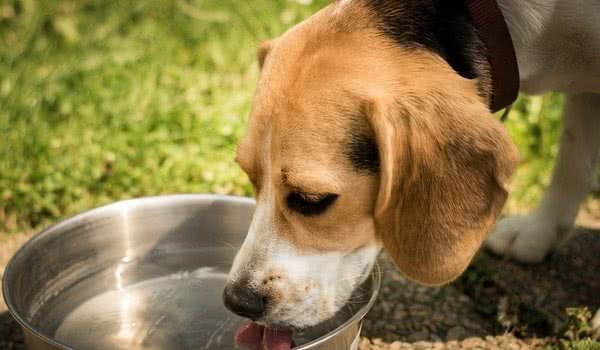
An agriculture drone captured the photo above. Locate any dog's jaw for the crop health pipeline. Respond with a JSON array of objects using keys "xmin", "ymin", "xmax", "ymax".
[
  {"xmin": 229, "ymin": 183, "xmax": 381, "ymax": 328},
  {"xmin": 262, "ymin": 243, "xmax": 380, "ymax": 328},
  {"xmin": 227, "ymin": 186, "xmax": 381, "ymax": 328}
]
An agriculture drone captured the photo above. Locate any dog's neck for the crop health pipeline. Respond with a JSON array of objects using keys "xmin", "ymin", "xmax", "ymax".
[
  {"xmin": 495, "ymin": 0, "xmax": 554, "ymax": 49},
  {"xmin": 355, "ymin": 0, "xmax": 558, "ymax": 98}
]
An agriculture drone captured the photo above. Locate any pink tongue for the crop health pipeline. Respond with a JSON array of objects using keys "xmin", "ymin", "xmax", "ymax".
[
  {"xmin": 235, "ymin": 322, "xmax": 264, "ymax": 350},
  {"xmin": 264, "ymin": 327, "xmax": 293, "ymax": 350},
  {"xmin": 234, "ymin": 322, "xmax": 293, "ymax": 350}
]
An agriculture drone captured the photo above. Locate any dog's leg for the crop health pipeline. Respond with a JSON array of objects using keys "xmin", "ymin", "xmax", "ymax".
[
  {"xmin": 486, "ymin": 93, "xmax": 600, "ymax": 263},
  {"xmin": 593, "ymin": 308, "xmax": 600, "ymax": 340}
]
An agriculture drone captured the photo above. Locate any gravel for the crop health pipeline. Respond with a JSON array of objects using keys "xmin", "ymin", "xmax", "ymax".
[
  {"xmin": 360, "ymin": 228, "xmax": 599, "ymax": 349},
  {"xmin": 362, "ymin": 254, "xmax": 494, "ymax": 342},
  {"xmin": 0, "ymin": 229, "xmax": 598, "ymax": 349},
  {"xmin": 359, "ymin": 335, "xmax": 548, "ymax": 350}
]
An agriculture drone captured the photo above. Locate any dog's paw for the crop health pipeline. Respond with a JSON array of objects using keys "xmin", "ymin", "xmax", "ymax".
[{"xmin": 485, "ymin": 215, "xmax": 561, "ymax": 263}]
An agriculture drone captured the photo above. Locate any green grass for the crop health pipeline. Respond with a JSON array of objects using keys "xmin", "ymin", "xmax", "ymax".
[
  {"xmin": 0, "ymin": 0, "xmax": 579, "ymax": 231},
  {"xmin": 502, "ymin": 93, "xmax": 565, "ymax": 212}
]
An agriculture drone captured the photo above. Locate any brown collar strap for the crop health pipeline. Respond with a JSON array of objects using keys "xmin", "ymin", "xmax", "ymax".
[{"xmin": 465, "ymin": 0, "xmax": 520, "ymax": 112}]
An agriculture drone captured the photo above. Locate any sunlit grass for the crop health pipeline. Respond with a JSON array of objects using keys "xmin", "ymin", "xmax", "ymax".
[{"xmin": 0, "ymin": 0, "xmax": 589, "ymax": 232}]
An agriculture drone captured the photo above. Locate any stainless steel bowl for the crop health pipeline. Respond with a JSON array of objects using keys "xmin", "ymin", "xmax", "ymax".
[{"xmin": 3, "ymin": 194, "xmax": 380, "ymax": 350}]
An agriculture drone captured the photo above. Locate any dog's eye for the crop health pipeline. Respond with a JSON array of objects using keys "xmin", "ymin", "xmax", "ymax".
[{"xmin": 286, "ymin": 192, "xmax": 339, "ymax": 216}]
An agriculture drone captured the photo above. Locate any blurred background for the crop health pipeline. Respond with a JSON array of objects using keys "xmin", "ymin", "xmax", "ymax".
[
  {"xmin": 0, "ymin": 0, "xmax": 597, "ymax": 233},
  {"xmin": 1, "ymin": 1, "xmax": 600, "ymax": 349}
]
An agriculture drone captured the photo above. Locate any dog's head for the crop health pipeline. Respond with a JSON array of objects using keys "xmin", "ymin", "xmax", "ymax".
[{"xmin": 223, "ymin": 1, "xmax": 519, "ymax": 328}]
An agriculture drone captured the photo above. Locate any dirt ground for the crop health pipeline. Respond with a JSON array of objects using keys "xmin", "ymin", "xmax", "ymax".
[
  {"xmin": 0, "ymin": 213, "xmax": 598, "ymax": 350},
  {"xmin": 360, "ymin": 227, "xmax": 599, "ymax": 349}
]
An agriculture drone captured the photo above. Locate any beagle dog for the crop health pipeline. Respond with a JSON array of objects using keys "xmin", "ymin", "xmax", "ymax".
[{"xmin": 223, "ymin": 0, "xmax": 600, "ymax": 333}]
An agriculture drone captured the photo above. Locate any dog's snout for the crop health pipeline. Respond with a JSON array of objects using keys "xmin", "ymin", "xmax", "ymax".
[{"xmin": 222, "ymin": 282, "xmax": 267, "ymax": 320}]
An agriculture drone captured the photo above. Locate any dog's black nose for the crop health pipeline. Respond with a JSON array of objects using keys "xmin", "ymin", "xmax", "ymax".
[{"xmin": 222, "ymin": 282, "xmax": 267, "ymax": 320}]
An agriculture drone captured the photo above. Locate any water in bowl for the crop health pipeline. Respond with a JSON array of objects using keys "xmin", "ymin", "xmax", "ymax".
[{"xmin": 30, "ymin": 248, "xmax": 370, "ymax": 350}]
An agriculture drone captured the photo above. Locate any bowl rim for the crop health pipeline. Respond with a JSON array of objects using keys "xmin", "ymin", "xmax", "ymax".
[
  {"xmin": 2, "ymin": 193, "xmax": 382, "ymax": 350},
  {"xmin": 293, "ymin": 262, "xmax": 381, "ymax": 349}
]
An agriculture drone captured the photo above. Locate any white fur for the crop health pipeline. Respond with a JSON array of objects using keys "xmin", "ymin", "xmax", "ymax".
[
  {"xmin": 227, "ymin": 181, "xmax": 381, "ymax": 328},
  {"xmin": 486, "ymin": 94, "xmax": 600, "ymax": 262},
  {"xmin": 489, "ymin": 1, "xmax": 600, "ymax": 330},
  {"xmin": 486, "ymin": 1, "xmax": 600, "ymax": 261},
  {"xmin": 499, "ymin": 0, "xmax": 600, "ymax": 95}
]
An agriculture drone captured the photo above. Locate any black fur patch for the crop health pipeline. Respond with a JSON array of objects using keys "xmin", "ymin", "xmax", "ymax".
[
  {"xmin": 363, "ymin": 0, "xmax": 492, "ymax": 100},
  {"xmin": 345, "ymin": 118, "xmax": 380, "ymax": 175}
]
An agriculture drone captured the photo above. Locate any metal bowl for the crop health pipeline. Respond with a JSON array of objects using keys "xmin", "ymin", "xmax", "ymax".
[{"xmin": 3, "ymin": 194, "xmax": 380, "ymax": 350}]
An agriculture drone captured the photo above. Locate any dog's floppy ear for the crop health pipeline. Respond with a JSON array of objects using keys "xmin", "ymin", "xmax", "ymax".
[
  {"xmin": 258, "ymin": 40, "xmax": 272, "ymax": 70},
  {"xmin": 368, "ymin": 84, "xmax": 519, "ymax": 286}
]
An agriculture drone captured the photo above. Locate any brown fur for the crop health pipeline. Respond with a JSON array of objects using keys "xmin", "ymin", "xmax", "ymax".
[
  {"xmin": 366, "ymin": 54, "xmax": 519, "ymax": 285},
  {"xmin": 236, "ymin": 1, "xmax": 519, "ymax": 285}
]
